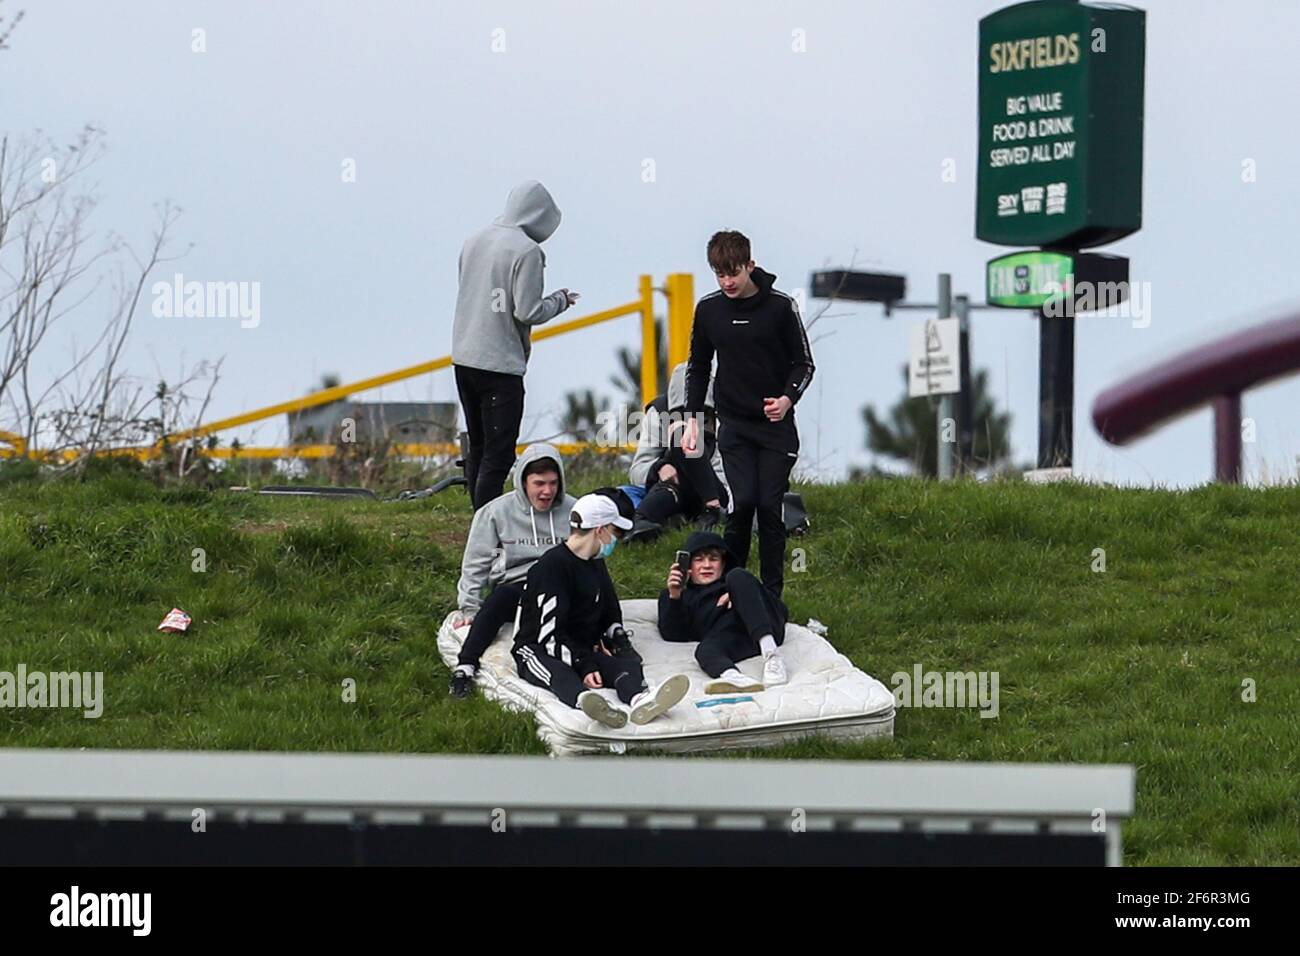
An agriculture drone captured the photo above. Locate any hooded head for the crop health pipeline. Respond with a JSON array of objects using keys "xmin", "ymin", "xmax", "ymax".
[
  {"xmin": 680, "ymin": 529, "xmax": 734, "ymax": 587},
  {"xmin": 511, "ymin": 442, "xmax": 566, "ymax": 512},
  {"xmin": 496, "ymin": 180, "xmax": 562, "ymax": 243},
  {"xmin": 667, "ymin": 361, "xmax": 715, "ymax": 412}
]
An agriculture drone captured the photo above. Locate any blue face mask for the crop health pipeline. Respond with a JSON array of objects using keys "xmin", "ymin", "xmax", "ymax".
[{"xmin": 597, "ymin": 534, "xmax": 618, "ymax": 560}]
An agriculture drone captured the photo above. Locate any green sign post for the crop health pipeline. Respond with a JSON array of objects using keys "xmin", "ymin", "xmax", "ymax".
[{"xmin": 976, "ymin": 0, "xmax": 1146, "ymax": 470}]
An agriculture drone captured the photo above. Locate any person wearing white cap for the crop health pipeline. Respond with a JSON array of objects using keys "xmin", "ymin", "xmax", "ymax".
[{"xmin": 510, "ymin": 493, "xmax": 690, "ymax": 728}]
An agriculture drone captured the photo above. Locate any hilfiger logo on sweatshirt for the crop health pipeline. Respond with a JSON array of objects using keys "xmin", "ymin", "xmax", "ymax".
[{"xmin": 731, "ymin": 319, "xmax": 750, "ymax": 324}]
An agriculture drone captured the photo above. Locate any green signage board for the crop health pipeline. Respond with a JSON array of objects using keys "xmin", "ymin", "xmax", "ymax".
[
  {"xmin": 987, "ymin": 249, "xmax": 1130, "ymax": 310},
  {"xmin": 987, "ymin": 251, "xmax": 1074, "ymax": 307},
  {"xmin": 976, "ymin": 1, "xmax": 1145, "ymax": 249}
]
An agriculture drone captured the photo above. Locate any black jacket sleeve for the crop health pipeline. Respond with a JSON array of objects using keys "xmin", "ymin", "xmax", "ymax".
[
  {"xmin": 657, "ymin": 588, "xmax": 694, "ymax": 643},
  {"xmin": 594, "ymin": 560, "xmax": 622, "ymax": 632},
  {"xmin": 780, "ymin": 297, "xmax": 815, "ymax": 405},
  {"xmin": 684, "ymin": 305, "xmax": 714, "ymax": 413}
]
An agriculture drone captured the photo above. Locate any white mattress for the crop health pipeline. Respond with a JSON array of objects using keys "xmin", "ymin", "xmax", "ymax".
[{"xmin": 437, "ymin": 598, "xmax": 896, "ymax": 757}]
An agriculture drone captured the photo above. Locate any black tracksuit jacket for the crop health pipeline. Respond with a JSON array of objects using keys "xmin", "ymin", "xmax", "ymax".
[
  {"xmin": 512, "ymin": 543, "xmax": 621, "ymax": 676},
  {"xmin": 682, "ymin": 267, "xmax": 815, "ymax": 441}
]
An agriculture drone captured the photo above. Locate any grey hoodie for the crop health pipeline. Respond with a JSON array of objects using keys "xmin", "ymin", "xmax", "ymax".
[
  {"xmin": 629, "ymin": 363, "xmax": 729, "ymax": 494},
  {"xmin": 456, "ymin": 442, "xmax": 577, "ymax": 614},
  {"xmin": 451, "ymin": 181, "xmax": 571, "ymax": 377}
]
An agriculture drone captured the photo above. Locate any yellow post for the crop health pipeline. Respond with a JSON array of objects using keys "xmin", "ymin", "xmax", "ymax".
[
  {"xmin": 638, "ymin": 275, "xmax": 656, "ymax": 408},
  {"xmin": 666, "ymin": 272, "xmax": 695, "ymax": 372}
]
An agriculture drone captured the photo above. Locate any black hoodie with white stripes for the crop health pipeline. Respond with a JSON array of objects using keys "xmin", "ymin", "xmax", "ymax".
[
  {"xmin": 683, "ymin": 266, "xmax": 815, "ymax": 436},
  {"xmin": 512, "ymin": 541, "xmax": 622, "ymax": 676}
]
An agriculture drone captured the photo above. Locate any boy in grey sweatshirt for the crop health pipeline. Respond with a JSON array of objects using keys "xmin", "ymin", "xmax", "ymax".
[
  {"xmin": 452, "ymin": 181, "xmax": 579, "ymax": 508},
  {"xmin": 449, "ymin": 443, "xmax": 578, "ymax": 698}
]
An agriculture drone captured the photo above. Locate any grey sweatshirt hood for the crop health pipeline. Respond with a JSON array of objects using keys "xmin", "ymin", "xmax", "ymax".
[
  {"xmin": 628, "ymin": 362, "xmax": 727, "ymax": 489},
  {"xmin": 452, "ymin": 181, "xmax": 571, "ymax": 377},
  {"xmin": 456, "ymin": 442, "xmax": 577, "ymax": 613},
  {"xmin": 667, "ymin": 361, "xmax": 713, "ymax": 411},
  {"xmin": 495, "ymin": 181, "xmax": 561, "ymax": 243},
  {"xmin": 511, "ymin": 441, "xmax": 567, "ymax": 507}
]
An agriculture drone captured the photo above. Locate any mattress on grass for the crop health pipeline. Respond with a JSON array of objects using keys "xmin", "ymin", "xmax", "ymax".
[{"xmin": 436, "ymin": 598, "xmax": 895, "ymax": 757}]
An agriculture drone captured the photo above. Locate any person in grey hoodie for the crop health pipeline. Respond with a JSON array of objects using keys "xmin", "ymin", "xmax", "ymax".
[
  {"xmin": 449, "ymin": 442, "xmax": 578, "ymax": 697},
  {"xmin": 452, "ymin": 181, "xmax": 579, "ymax": 508},
  {"xmin": 627, "ymin": 362, "xmax": 729, "ymax": 540}
]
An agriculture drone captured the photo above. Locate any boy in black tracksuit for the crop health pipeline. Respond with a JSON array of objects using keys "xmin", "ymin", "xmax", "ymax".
[
  {"xmin": 511, "ymin": 493, "xmax": 689, "ymax": 728},
  {"xmin": 682, "ymin": 230, "xmax": 814, "ymax": 597},
  {"xmin": 658, "ymin": 530, "xmax": 791, "ymax": 693}
]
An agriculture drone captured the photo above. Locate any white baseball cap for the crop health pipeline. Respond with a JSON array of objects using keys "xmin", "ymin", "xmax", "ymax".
[{"xmin": 571, "ymin": 493, "xmax": 634, "ymax": 531}]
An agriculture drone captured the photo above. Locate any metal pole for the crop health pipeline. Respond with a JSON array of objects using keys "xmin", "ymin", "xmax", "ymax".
[
  {"xmin": 639, "ymin": 275, "xmax": 656, "ymax": 408},
  {"xmin": 956, "ymin": 294, "xmax": 972, "ymax": 472},
  {"xmin": 937, "ymin": 274, "xmax": 955, "ymax": 480},
  {"xmin": 1213, "ymin": 392, "xmax": 1242, "ymax": 484},
  {"xmin": 1037, "ymin": 304, "xmax": 1074, "ymax": 469}
]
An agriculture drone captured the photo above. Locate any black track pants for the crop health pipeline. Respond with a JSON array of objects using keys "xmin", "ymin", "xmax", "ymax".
[
  {"xmin": 513, "ymin": 644, "xmax": 646, "ymax": 707},
  {"xmin": 718, "ymin": 423, "xmax": 797, "ymax": 596}
]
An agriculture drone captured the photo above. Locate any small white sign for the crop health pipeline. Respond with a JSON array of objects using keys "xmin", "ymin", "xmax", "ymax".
[{"xmin": 908, "ymin": 318, "xmax": 961, "ymax": 397}]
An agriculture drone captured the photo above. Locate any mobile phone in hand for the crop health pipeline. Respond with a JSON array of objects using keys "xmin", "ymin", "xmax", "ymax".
[{"xmin": 675, "ymin": 550, "xmax": 691, "ymax": 574}]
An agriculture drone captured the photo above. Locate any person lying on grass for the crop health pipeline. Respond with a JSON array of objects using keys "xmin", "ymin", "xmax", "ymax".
[
  {"xmin": 658, "ymin": 530, "xmax": 790, "ymax": 694},
  {"xmin": 449, "ymin": 443, "xmax": 577, "ymax": 699},
  {"xmin": 512, "ymin": 493, "xmax": 690, "ymax": 728}
]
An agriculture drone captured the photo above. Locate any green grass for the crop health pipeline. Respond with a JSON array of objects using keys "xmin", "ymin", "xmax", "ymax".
[{"xmin": 1, "ymin": 465, "xmax": 1297, "ymax": 865}]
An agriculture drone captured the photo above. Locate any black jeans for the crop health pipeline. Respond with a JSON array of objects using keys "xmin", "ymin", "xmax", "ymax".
[
  {"xmin": 694, "ymin": 568, "xmax": 788, "ymax": 678},
  {"xmin": 457, "ymin": 582, "xmax": 525, "ymax": 669},
  {"xmin": 718, "ymin": 420, "xmax": 797, "ymax": 596},
  {"xmin": 638, "ymin": 436, "xmax": 728, "ymax": 524},
  {"xmin": 455, "ymin": 364, "xmax": 525, "ymax": 509}
]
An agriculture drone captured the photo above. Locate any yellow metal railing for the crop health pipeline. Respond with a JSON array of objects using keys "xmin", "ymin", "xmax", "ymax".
[
  {"xmin": 0, "ymin": 430, "xmax": 26, "ymax": 458},
  {"xmin": 1, "ymin": 273, "xmax": 698, "ymax": 462}
]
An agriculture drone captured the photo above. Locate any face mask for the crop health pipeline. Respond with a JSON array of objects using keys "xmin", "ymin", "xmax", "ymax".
[{"xmin": 597, "ymin": 532, "xmax": 618, "ymax": 560}]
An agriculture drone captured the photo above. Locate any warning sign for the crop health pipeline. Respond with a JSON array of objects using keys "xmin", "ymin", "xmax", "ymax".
[{"xmin": 909, "ymin": 318, "xmax": 961, "ymax": 397}]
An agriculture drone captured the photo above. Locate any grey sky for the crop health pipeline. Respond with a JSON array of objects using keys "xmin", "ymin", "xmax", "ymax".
[{"xmin": 6, "ymin": 0, "xmax": 1299, "ymax": 485}]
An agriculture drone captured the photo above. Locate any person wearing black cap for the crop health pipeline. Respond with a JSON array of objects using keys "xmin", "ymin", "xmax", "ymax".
[
  {"xmin": 658, "ymin": 530, "xmax": 791, "ymax": 693},
  {"xmin": 512, "ymin": 493, "xmax": 690, "ymax": 727}
]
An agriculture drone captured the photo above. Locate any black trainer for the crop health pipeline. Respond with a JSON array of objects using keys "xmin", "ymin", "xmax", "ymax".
[
  {"xmin": 626, "ymin": 517, "xmax": 663, "ymax": 543},
  {"xmin": 449, "ymin": 668, "xmax": 475, "ymax": 699},
  {"xmin": 602, "ymin": 625, "xmax": 642, "ymax": 664},
  {"xmin": 695, "ymin": 505, "xmax": 724, "ymax": 530}
]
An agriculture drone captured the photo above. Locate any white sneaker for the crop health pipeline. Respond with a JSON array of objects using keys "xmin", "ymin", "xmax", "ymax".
[
  {"xmin": 629, "ymin": 674, "xmax": 690, "ymax": 725},
  {"xmin": 704, "ymin": 669, "xmax": 764, "ymax": 695},
  {"xmin": 579, "ymin": 690, "xmax": 628, "ymax": 729},
  {"xmin": 762, "ymin": 652, "xmax": 789, "ymax": 688}
]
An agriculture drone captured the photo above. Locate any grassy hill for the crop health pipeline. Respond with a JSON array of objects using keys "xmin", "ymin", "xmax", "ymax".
[{"xmin": 1, "ymin": 463, "xmax": 1297, "ymax": 865}]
